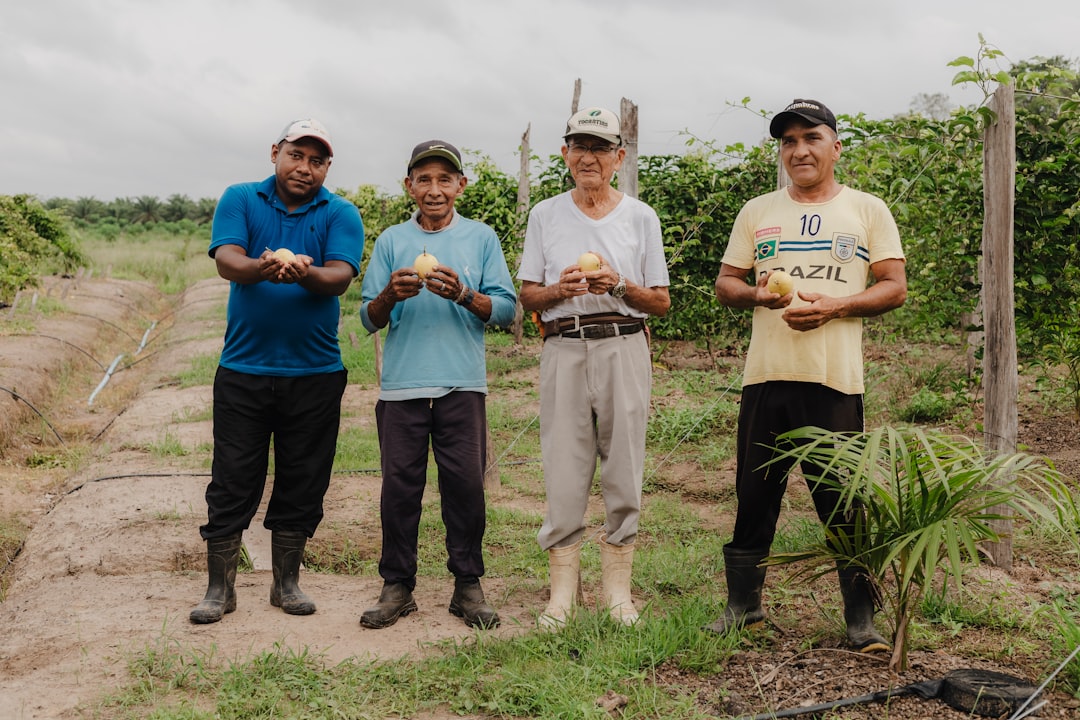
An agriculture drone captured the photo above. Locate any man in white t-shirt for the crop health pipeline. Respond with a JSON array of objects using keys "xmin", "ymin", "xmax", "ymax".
[
  {"xmin": 709, "ymin": 99, "xmax": 907, "ymax": 652},
  {"xmin": 518, "ymin": 106, "xmax": 670, "ymax": 628}
]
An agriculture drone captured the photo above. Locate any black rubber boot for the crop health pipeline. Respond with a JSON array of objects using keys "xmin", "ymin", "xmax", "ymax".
[
  {"xmin": 190, "ymin": 533, "xmax": 242, "ymax": 624},
  {"xmin": 269, "ymin": 530, "xmax": 316, "ymax": 615},
  {"xmin": 360, "ymin": 582, "xmax": 418, "ymax": 629},
  {"xmin": 703, "ymin": 545, "xmax": 768, "ymax": 634},
  {"xmin": 837, "ymin": 564, "xmax": 890, "ymax": 653},
  {"xmin": 448, "ymin": 577, "xmax": 500, "ymax": 629}
]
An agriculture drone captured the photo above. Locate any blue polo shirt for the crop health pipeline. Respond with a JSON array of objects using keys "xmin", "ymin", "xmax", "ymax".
[{"xmin": 209, "ymin": 176, "xmax": 364, "ymax": 376}]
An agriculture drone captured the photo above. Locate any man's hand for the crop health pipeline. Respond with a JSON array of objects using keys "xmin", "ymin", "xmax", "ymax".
[
  {"xmin": 781, "ymin": 291, "xmax": 843, "ymax": 331},
  {"xmin": 576, "ymin": 251, "xmax": 619, "ymax": 295},
  {"xmin": 422, "ymin": 264, "xmax": 466, "ymax": 302},
  {"xmin": 756, "ymin": 271, "xmax": 794, "ymax": 310},
  {"xmin": 384, "ymin": 267, "xmax": 425, "ymax": 301},
  {"xmin": 261, "ymin": 250, "xmax": 314, "ymax": 284}
]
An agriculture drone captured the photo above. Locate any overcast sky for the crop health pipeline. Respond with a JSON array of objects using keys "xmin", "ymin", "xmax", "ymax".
[{"xmin": 3, "ymin": 0, "xmax": 1077, "ymax": 203}]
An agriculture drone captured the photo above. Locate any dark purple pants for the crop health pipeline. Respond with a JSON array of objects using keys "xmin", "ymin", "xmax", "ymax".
[{"xmin": 375, "ymin": 392, "xmax": 488, "ymax": 589}]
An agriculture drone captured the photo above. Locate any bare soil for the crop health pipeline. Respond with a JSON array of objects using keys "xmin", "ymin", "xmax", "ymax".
[{"xmin": 1, "ymin": 274, "xmax": 1078, "ymax": 719}]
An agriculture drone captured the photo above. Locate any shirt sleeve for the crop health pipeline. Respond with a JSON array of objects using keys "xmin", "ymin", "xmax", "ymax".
[
  {"xmin": 359, "ymin": 228, "xmax": 396, "ymax": 334},
  {"xmin": 479, "ymin": 227, "xmax": 519, "ymax": 327},
  {"xmin": 324, "ymin": 198, "xmax": 365, "ymax": 275},
  {"xmin": 209, "ymin": 184, "xmax": 251, "ymax": 256}
]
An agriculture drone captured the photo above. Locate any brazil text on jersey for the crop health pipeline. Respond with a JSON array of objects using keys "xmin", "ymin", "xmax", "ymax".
[{"xmin": 758, "ymin": 264, "xmax": 851, "ymax": 283}]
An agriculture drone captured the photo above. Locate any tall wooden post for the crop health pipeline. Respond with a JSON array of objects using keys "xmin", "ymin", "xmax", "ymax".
[
  {"xmin": 982, "ymin": 84, "xmax": 1018, "ymax": 569},
  {"xmin": 511, "ymin": 124, "xmax": 531, "ymax": 346},
  {"xmin": 618, "ymin": 98, "xmax": 639, "ymax": 198}
]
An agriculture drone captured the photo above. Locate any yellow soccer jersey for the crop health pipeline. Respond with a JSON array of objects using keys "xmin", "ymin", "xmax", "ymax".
[{"xmin": 721, "ymin": 186, "xmax": 905, "ymax": 394}]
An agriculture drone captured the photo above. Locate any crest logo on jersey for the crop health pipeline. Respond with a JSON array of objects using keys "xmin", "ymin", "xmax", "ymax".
[
  {"xmin": 833, "ymin": 234, "xmax": 857, "ymax": 263},
  {"xmin": 756, "ymin": 238, "xmax": 778, "ymax": 261}
]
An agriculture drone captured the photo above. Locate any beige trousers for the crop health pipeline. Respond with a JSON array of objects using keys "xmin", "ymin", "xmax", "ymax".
[{"xmin": 536, "ymin": 332, "xmax": 651, "ymax": 550}]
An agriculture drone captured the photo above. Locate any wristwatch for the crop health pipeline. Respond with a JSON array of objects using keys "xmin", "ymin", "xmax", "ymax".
[
  {"xmin": 609, "ymin": 274, "xmax": 627, "ymax": 299},
  {"xmin": 456, "ymin": 287, "xmax": 476, "ymax": 307}
]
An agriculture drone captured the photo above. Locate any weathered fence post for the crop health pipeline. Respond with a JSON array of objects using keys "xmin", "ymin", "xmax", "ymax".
[
  {"xmin": 618, "ymin": 98, "xmax": 638, "ymax": 198},
  {"xmin": 981, "ymin": 83, "xmax": 1018, "ymax": 570}
]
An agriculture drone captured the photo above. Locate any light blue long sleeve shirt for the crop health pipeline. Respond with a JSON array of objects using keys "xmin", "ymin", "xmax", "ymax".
[{"xmin": 359, "ymin": 211, "xmax": 517, "ymax": 397}]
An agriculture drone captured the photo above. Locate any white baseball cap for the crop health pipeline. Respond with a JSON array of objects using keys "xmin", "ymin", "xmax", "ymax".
[
  {"xmin": 563, "ymin": 107, "xmax": 621, "ymax": 145},
  {"xmin": 276, "ymin": 118, "xmax": 333, "ymax": 157}
]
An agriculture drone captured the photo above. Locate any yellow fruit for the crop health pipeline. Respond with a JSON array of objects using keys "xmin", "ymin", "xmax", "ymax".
[
  {"xmin": 272, "ymin": 248, "xmax": 296, "ymax": 264},
  {"xmin": 766, "ymin": 270, "xmax": 794, "ymax": 296},
  {"xmin": 414, "ymin": 251, "xmax": 439, "ymax": 278},
  {"xmin": 577, "ymin": 252, "xmax": 602, "ymax": 271}
]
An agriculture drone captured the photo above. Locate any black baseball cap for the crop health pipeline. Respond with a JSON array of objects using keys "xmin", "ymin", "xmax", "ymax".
[
  {"xmin": 769, "ymin": 99, "xmax": 837, "ymax": 138},
  {"xmin": 407, "ymin": 140, "xmax": 463, "ymax": 173}
]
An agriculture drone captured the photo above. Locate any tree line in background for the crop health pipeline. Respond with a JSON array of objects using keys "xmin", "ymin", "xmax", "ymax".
[{"xmin": 2, "ymin": 50, "xmax": 1078, "ymax": 361}]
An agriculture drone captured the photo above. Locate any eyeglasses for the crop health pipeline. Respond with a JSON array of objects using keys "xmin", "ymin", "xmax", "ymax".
[{"xmin": 567, "ymin": 142, "xmax": 620, "ymax": 158}]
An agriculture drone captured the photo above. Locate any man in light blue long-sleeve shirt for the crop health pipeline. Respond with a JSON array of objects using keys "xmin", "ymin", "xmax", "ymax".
[{"xmin": 358, "ymin": 140, "xmax": 517, "ymax": 630}]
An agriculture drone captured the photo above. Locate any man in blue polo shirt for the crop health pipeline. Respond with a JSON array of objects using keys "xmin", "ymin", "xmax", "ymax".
[
  {"xmin": 358, "ymin": 140, "xmax": 516, "ymax": 629},
  {"xmin": 190, "ymin": 118, "xmax": 364, "ymax": 624}
]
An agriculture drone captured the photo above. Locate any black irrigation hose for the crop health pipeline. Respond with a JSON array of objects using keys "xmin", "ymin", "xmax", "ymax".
[
  {"xmin": 58, "ymin": 311, "xmax": 142, "ymax": 344},
  {"xmin": 63, "ymin": 471, "xmax": 212, "ymax": 496},
  {"xmin": 8, "ymin": 333, "xmax": 107, "ymax": 371},
  {"xmin": 68, "ymin": 291, "xmax": 155, "ymax": 326},
  {"xmin": 0, "ymin": 385, "xmax": 65, "ymax": 446}
]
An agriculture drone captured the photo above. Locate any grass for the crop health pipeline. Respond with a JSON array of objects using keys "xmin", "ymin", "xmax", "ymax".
[
  {"xmin": 92, "ymin": 601, "xmax": 743, "ymax": 720},
  {"xmin": 80, "ymin": 230, "xmax": 218, "ymax": 294}
]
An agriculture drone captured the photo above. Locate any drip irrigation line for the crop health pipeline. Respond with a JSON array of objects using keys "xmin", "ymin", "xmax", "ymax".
[
  {"xmin": 59, "ymin": 311, "xmax": 141, "ymax": 344},
  {"xmin": 0, "ymin": 385, "xmax": 65, "ymax": 446},
  {"xmin": 1007, "ymin": 643, "xmax": 1080, "ymax": 720},
  {"xmin": 7, "ymin": 333, "xmax": 106, "ymax": 371},
  {"xmin": 149, "ymin": 294, "xmax": 227, "ymax": 330},
  {"xmin": 646, "ymin": 368, "xmax": 743, "ymax": 481},
  {"xmin": 63, "ymin": 471, "xmax": 212, "ymax": 496},
  {"xmin": 68, "ymin": 291, "xmax": 155, "ymax": 325},
  {"xmin": 490, "ymin": 414, "xmax": 539, "ymax": 467}
]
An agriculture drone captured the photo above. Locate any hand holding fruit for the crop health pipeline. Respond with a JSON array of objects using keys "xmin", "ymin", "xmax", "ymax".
[
  {"xmin": 262, "ymin": 247, "xmax": 311, "ymax": 283},
  {"xmin": 413, "ymin": 251, "xmax": 439, "ymax": 278},
  {"xmin": 573, "ymin": 251, "xmax": 618, "ymax": 295},
  {"xmin": 411, "ymin": 250, "xmax": 464, "ymax": 302},
  {"xmin": 755, "ymin": 270, "xmax": 794, "ymax": 309}
]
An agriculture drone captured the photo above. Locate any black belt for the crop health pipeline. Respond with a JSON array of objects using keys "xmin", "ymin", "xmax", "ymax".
[{"xmin": 545, "ymin": 319, "xmax": 645, "ymax": 340}]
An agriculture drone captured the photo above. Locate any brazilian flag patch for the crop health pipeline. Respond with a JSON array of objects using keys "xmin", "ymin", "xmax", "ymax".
[{"xmin": 755, "ymin": 238, "xmax": 778, "ymax": 261}]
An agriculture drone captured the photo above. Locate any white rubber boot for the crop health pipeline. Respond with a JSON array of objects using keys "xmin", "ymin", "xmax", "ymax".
[
  {"xmin": 538, "ymin": 539, "xmax": 581, "ymax": 630},
  {"xmin": 600, "ymin": 535, "xmax": 639, "ymax": 626}
]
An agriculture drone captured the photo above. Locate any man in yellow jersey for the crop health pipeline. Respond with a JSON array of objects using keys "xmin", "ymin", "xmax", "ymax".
[{"xmin": 709, "ymin": 99, "xmax": 907, "ymax": 652}]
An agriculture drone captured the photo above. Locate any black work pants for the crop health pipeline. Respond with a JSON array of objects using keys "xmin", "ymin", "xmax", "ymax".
[
  {"xmin": 201, "ymin": 366, "xmax": 347, "ymax": 539},
  {"xmin": 728, "ymin": 381, "xmax": 863, "ymax": 552},
  {"xmin": 375, "ymin": 392, "xmax": 488, "ymax": 589}
]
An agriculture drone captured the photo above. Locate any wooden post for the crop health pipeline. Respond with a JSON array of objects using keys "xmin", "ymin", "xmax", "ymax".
[
  {"xmin": 618, "ymin": 98, "xmax": 639, "ymax": 198},
  {"xmin": 981, "ymin": 83, "xmax": 1018, "ymax": 570},
  {"xmin": 512, "ymin": 124, "xmax": 531, "ymax": 345},
  {"xmin": 373, "ymin": 331, "xmax": 382, "ymax": 385},
  {"xmin": 484, "ymin": 424, "xmax": 499, "ymax": 490},
  {"xmin": 570, "ymin": 78, "xmax": 581, "ymax": 115}
]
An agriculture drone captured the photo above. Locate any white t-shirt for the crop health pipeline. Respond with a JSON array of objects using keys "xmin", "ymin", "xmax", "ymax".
[
  {"xmin": 722, "ymin": 186, "xmax": 905, "ymax": 394},
  {"xmin": 518, "ymin": 191, "xmax": 669, "ymax": 321}
]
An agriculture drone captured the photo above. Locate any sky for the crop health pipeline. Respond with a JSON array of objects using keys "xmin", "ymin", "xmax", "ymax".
[{"xmin": 3, "ymin": 0, "xmax": 1078, "ymax": 203}]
